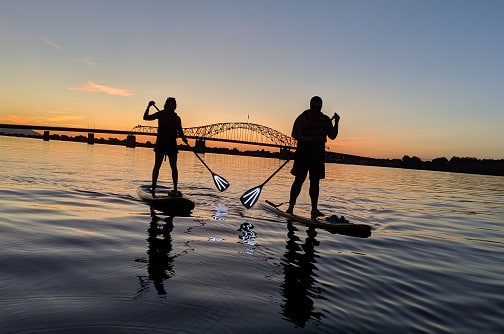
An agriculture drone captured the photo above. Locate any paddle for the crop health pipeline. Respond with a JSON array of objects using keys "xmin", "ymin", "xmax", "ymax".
[
  {"xmin": 153, "ymin": 104, "xmax": 229, "ymax": 192},
  {"xmin": 189, "ymin": 145, "xmax": 230, "ymax": 192},
  {"xmin": 240, "ymin": 159, "xmax": 290, "ymax": 209}
]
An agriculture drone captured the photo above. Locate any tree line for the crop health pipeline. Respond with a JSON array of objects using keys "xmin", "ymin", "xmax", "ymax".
[
  {"xmin": 401, "ymin": 155, "xmax": 503, "ymax": 176},
  {"xmin": 326, "ymin": 153, "xmax": 503, "ymax": 176}
]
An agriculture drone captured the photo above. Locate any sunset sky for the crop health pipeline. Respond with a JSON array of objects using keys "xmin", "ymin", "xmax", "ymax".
[{"xmin": 1, "ymin": 0, "xmax": 503, "ymax": 160}]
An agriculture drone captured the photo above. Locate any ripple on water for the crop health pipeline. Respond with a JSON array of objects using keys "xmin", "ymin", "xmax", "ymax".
[{"xmin": 1, "ymin": 138, "xmax": 503, "ymax": 333}]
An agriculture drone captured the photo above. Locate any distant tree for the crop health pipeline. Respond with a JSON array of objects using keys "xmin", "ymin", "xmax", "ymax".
[
  {"xmin": 449, "ymin": 156, "xmax": 483, "ymax": 173},
  {"xmin": 74, "ymin": 135, "xmax": 87, "ymax": 142},
  {"xmin": 431, "ymin": 157, "xmax": 449, "ymax": 171},
  {"xmin": 391, "ymin": 159, "xmax": 402, "ymax": 167},
  {"xmin": 402, "ymin": 155, "xmax": 423, "ymax": 169},
  {"xmin": 108, "ymin": 137, "xmax": 122, "ymax": 145}
]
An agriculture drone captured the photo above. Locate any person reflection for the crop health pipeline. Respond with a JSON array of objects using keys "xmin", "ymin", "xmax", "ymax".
[
  {"xmin": 280, "ymin": 223, "xmax": 324, "ymax": 327},
  {"xmin": 145, "ymin": 208, "xmax": 175, "ymax": 295}
]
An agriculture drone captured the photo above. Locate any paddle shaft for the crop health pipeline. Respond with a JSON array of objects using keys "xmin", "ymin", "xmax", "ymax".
[
  {"xmin": 239, "ymin": 158, "xmax": 291, "ymax": 208},
  {"xmin": 190, "ymin": 146, "xmax": 214, "ymax": 174},
  {"xmin": 260, "ymin": 158, "xmax": 290, "ymax": 187}
]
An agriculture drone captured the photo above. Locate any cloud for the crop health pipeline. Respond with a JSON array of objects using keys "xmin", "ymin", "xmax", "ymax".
[
  {"xmin": 43, "ymin": 37, "xmax": 64, "ymax": 50},
  {"xmin": 76, "ymin": 56, "xmax": 96, "ymax": 65},
  {"xmin": 0, "ymin": 113, "xmax": 81, "ymax": 126},
  {"xmin": 69, "ymin": 81, "xmax": 134, "ymax": 96},
  {"xmin": 47, "ymin": 115, "xmax": 83, "ymax": 123},
  {"xmin": 0, "ymin": 115, "xmax": 32, "ymax": 124},
  {"xmin": 335, "ymin": 136, "xmax": 377, "ymax": 146},
  {"xmin": 48, "ymin": 108, "xmax": 72, "ymax": 114},
  {"xmin": 44, "ymin": 108, "xmax": 80, "ymax": 123}
]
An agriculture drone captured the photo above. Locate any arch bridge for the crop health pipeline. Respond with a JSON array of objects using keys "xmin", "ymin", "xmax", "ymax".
[{"xmin": 131, "ymin": 122, "xmax": 298, "ymax": 153}]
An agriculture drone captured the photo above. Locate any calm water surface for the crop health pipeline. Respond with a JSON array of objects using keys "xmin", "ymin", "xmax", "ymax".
[{"xmin": 1, "ymin": 136, "xmax": 503, "ymax": 333}]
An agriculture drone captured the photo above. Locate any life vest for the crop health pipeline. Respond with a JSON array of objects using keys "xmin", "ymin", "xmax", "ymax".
[
  {"xmin": 300, "ymin": 110, "xmax": 328, "ymax": 142},
  {"xmin": 157, "ymin": 111, "xmax": 179, "ymax": 137}
]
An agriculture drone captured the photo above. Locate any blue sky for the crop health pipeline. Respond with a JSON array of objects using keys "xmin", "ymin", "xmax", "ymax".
[{"xmin": 1, "ymin": 0, "xmax": 503, "ymax": 159}]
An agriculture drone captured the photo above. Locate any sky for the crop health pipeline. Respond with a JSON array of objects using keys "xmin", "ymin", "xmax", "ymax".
[{"xmin": 0, "ymin": 0, "xmax": 503, "ymax": 160}]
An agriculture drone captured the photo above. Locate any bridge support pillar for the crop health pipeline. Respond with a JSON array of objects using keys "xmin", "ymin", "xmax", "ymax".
[
  {"xmin": 43, "ymin": 130, "xmax": 50, "ymax": 141},
  {"xmin": 195, "ymin": 138, "xmax": 206, "ymax": 153},
  {"xmin": 279, "ymin": 147, "xmax": 292, "ymax": 160},
  {"xmin": 87, "ymin": 133, "xmax": 94, "ymax": 145},
  {"xmin": 126, "ymin": 134, "xmax": 136, "ymax": 148}
]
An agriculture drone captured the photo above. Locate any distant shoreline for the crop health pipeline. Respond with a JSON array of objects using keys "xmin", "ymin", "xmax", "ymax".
[{"xmin": 1, "ymin": 131, "xmax": 502, "ymax": 177}]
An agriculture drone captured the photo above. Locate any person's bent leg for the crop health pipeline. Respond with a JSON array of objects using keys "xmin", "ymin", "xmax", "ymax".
[{"xmin": 287, "ymin": 172, "xmax": 307, "ymax": 214}]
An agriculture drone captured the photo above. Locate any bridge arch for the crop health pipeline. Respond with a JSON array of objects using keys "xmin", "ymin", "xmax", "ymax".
[{"xmin": 131, "ymin": 122, "xmax": 297, "ymax": 148}]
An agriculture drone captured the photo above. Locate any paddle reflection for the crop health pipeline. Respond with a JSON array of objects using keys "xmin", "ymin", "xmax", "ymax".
[
  {"xmin": 280, "ymin": 222, "xmax": 325, "ymax": 327},
  {"xmin": 136, "ymin": 208, "xmax": 175, "ymax": 296}
]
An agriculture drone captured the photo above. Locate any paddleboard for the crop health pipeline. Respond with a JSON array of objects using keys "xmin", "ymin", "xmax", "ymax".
[
  {"xmin": 137, "ymin": 185, "xmax": 195, "ymax": 216},
  {"xmin": 260, "ymin": 200, "xmax": 371, "ymax": 237}
]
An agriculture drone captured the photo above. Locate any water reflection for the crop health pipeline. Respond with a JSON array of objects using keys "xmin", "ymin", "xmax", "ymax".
[
  {"xmin": 212, "ymin": 203, "xmax": 228, "ymax": 221},
  {"xmin": 137, "ymin": 208, "xmax": 175, "ymax": 296},
  {"xmin": 237, "ymin": 222, "xmax": 257, "ymax": 255},
  {"xmin": 280, "ymin": 223, "xmax": 324, "ymax": 327}
]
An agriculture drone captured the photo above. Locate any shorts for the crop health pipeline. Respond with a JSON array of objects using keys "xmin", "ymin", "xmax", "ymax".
[
  {"xmin": 154, "ymin": 136, "xmax": 178, "ymax": 156},
  {"xmin": 290, "ymin": 143, "xmax": 326, "ymax": 180}
]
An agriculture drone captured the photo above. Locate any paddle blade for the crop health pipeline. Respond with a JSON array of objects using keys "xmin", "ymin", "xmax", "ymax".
[
  {"xmin": 240, "ymin": 185, "xmax": 263, "ymax": 209},
  {"xmin": 213, "ymin": 173, "xmax": 230, "ymax": 192}
]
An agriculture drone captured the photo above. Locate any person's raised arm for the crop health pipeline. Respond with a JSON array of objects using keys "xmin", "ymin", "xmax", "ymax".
[
  {"xmin": 143, "ymin": 101, "xmax": 157, "ymax": 121},
  {"xmin": 327, "ymin": 113, "xmax": 340, "ymax": 140}
]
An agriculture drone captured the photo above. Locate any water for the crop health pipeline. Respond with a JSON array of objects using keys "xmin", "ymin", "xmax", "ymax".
[{"xmin": 1, "ymin": 136, "xmax": 503, "ymax": 333}]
